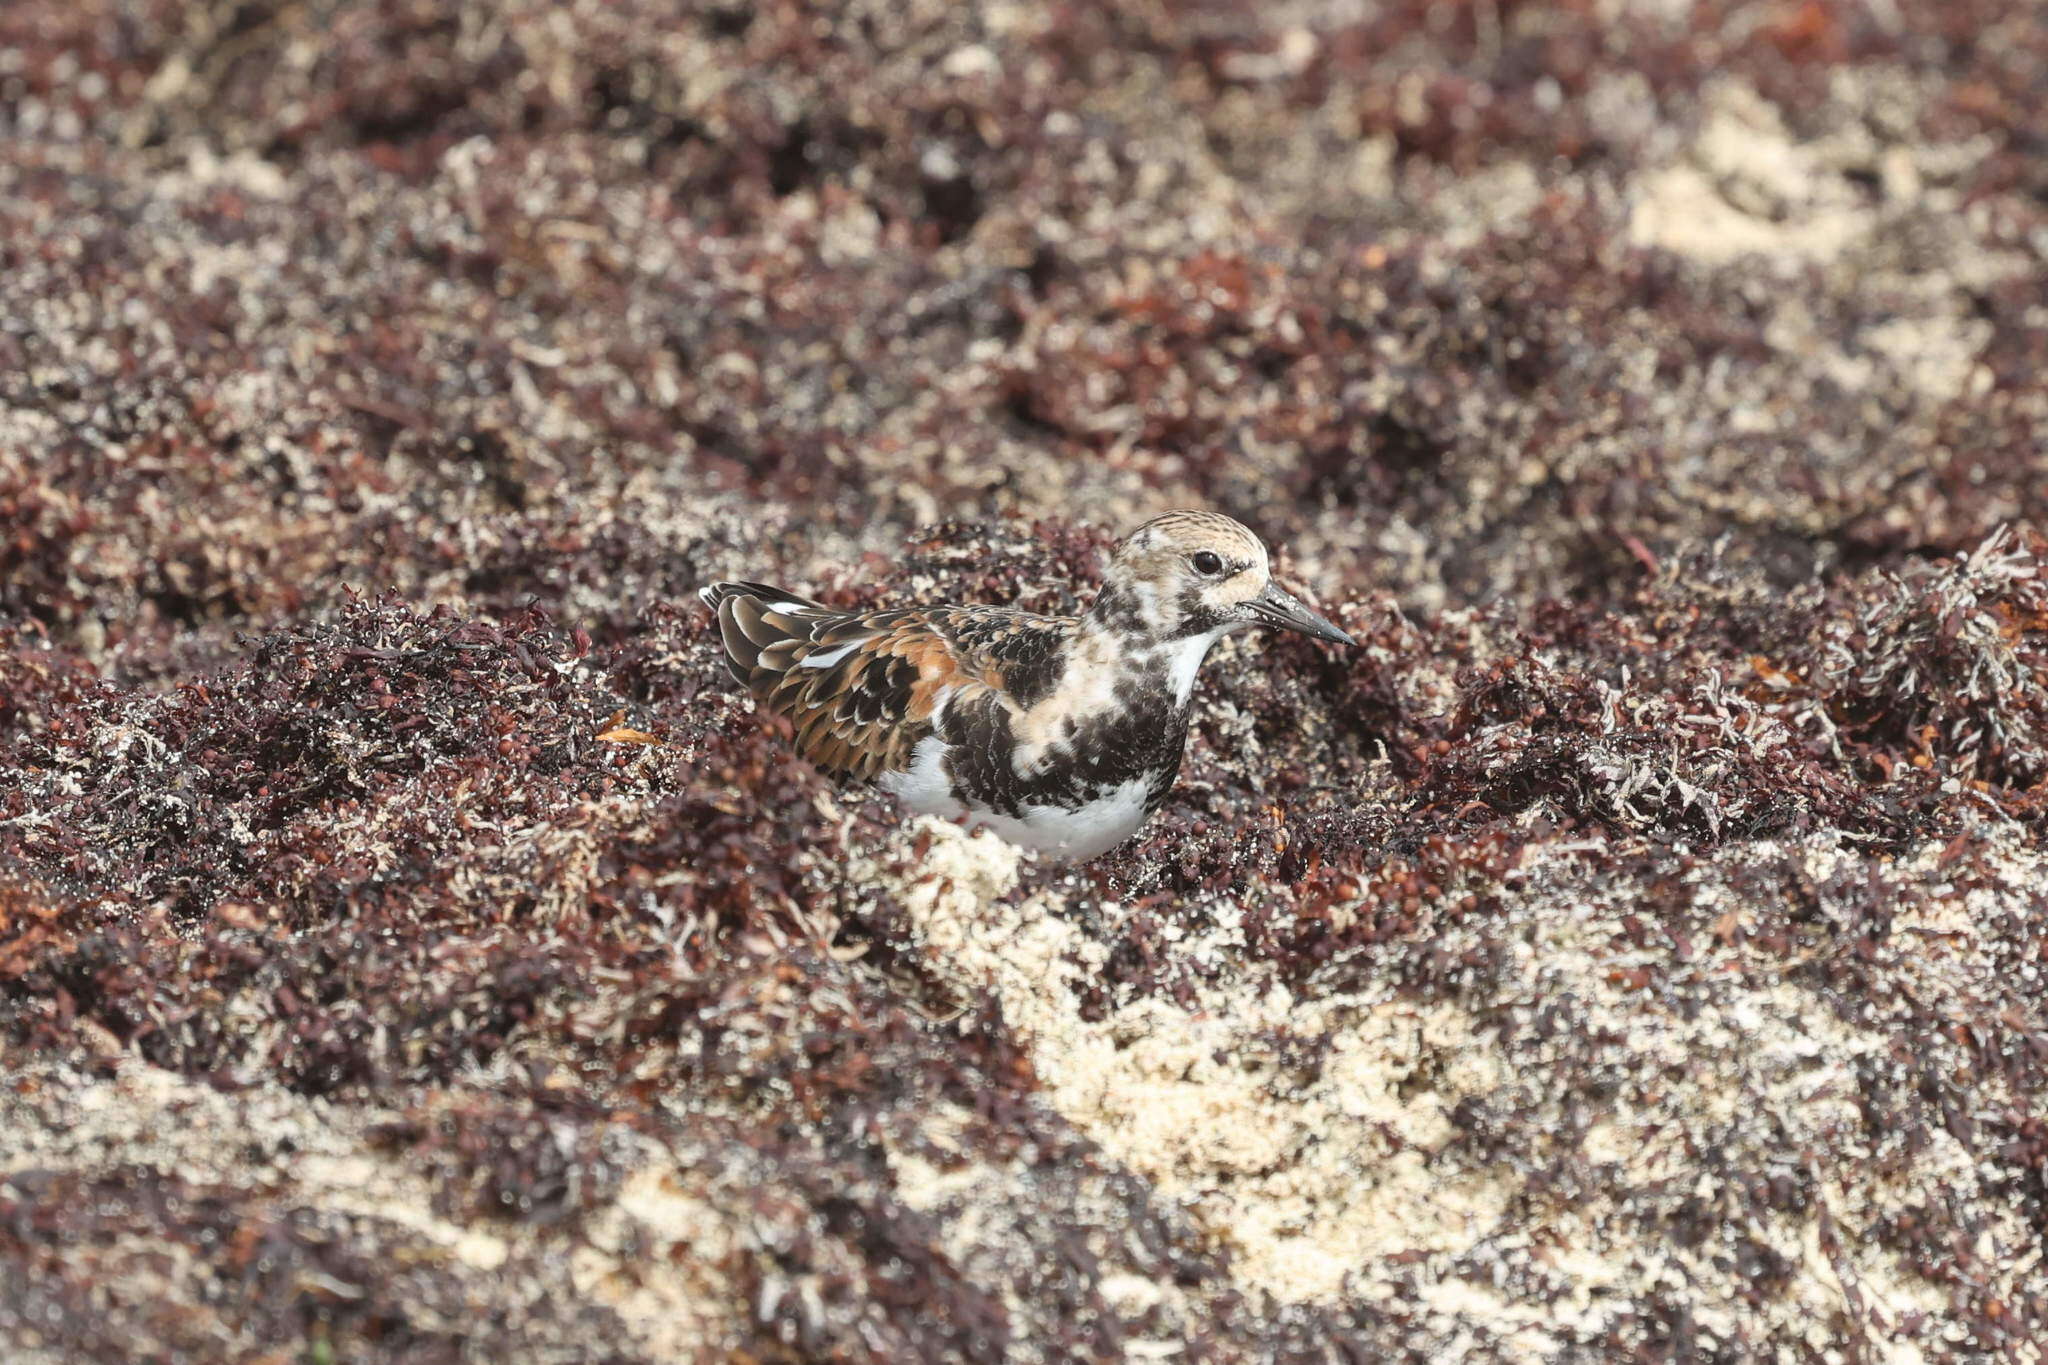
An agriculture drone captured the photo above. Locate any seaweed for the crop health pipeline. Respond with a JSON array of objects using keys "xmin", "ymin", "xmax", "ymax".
[{"xmin": 3, "ymin": 0, "xmax": 2046, "ymax": 1358}]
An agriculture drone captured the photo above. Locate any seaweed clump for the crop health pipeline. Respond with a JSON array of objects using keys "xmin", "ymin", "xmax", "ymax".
[{"xmin": 1800, "ymin": 528, "xmax": 2048, "ymax": 793}]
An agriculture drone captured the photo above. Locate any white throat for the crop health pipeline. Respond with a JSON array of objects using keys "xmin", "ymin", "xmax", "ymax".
[{"xmin": 1157, "ymin": 628, "xmax": 1227, "ymax": 706}]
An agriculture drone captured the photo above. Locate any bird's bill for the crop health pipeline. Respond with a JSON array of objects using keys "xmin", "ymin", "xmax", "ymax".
[{"xmin": 1245, "ymin": 583, "xmax": 1355, "ymax": 645}]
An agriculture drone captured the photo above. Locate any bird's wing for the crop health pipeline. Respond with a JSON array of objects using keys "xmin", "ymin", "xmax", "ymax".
[{"xmin": 700, "ymin": 584, "xmax": 1071, "ymax": 781}]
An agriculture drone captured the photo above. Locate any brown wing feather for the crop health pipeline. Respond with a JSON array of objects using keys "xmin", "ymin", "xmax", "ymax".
[{"xmin": 698, "ymin": 582, "xmax": 1062, "ymax": 782}]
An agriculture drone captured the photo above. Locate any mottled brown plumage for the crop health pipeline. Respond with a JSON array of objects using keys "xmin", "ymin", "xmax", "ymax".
[
  {"xmin": 700, "ymin": 581, "xmax": 1068, "ymax": 781},
  {"xmin": 700, "ymin": 513, "xmax": 1353, "ymax": 858}
]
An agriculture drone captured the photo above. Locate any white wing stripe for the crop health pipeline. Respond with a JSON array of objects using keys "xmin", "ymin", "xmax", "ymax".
[{"xmin": 798, "ymin": 640, "xmax": 864, "ymax": 669}]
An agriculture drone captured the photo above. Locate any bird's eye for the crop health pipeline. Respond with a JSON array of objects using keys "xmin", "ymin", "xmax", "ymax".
[{"xmin": 1191, "ymin": 551, "xmax": 1224, "ymax": 576}]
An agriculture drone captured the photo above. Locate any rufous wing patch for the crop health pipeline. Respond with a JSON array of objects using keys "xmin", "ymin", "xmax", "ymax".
[{"xmin": 704, "ymin": 585, "xmax": 1073, "ymax": 782}]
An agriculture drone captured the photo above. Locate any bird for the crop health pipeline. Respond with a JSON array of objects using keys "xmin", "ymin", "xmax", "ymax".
[{"xmin": 698, "ymin": 510, "xmax": 1354, "ymax": 860}]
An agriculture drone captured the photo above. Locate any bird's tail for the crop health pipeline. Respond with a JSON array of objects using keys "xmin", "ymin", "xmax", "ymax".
[
  {"xmin": 697, "ymin": 581, "xmax": 835, "ymax": 688},
  {"xmin": 696, "ymin": 580, "xmax": 823, "ymax": 616}
]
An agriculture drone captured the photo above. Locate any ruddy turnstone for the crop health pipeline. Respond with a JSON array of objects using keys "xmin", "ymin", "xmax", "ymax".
[{"xmin": 699, "ymin": 511, "xmax": 1353, "ymax": 859}]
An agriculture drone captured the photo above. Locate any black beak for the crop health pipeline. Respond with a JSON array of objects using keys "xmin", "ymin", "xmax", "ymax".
[{"xmin": 1245, "ymin": 582, "xmax": 1354, "ymax": 646}]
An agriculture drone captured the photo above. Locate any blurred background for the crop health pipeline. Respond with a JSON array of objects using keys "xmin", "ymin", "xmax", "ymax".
[{"xmin": 2, "ymin": 0, "xmax": 2042, "ymax": 676}]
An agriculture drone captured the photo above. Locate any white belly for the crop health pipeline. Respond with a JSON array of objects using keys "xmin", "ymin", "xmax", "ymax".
[
  {"xmin": 877, "ymin": 737, "xmax": 1152, "ymax": 860},
  {"xmin": 970, "ymin": 778, "xmax": 1154, "ymax": 860}
]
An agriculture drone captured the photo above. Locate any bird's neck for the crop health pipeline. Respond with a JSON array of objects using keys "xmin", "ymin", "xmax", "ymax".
[
  {"xmin": 1070, "ymin": 614, "xmax": 1228, "ymax": 711},
  {"xmin": 1148, "ymin": 628, "xmax": 1229, "ymax": 707}
]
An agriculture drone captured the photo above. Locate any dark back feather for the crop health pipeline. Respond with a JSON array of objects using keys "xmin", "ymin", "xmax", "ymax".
[{"xmin": 697, "ymin": 581, "xmax": 1074, "ymax": 781}]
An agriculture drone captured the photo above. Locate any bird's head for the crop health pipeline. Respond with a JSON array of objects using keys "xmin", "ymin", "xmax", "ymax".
[{"xmin": 1089, "ymin": 510, "xmax": 1354, "ymax": 647}]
